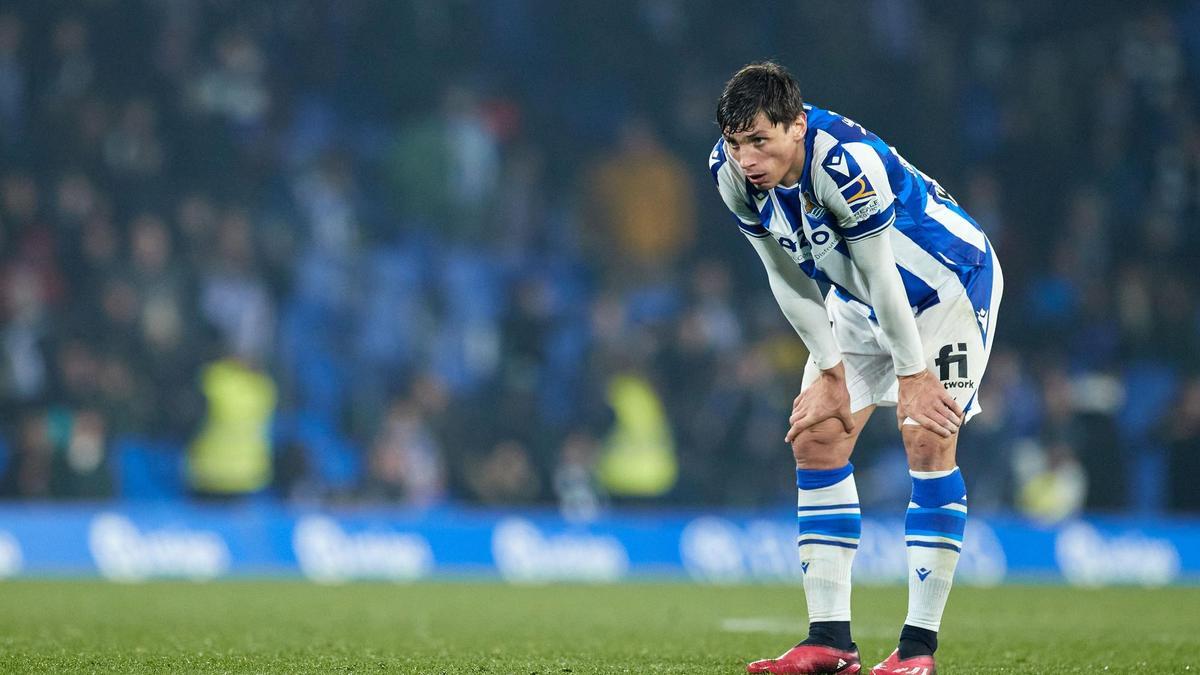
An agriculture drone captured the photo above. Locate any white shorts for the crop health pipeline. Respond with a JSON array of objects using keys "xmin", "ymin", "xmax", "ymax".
[{"xmin": 801, "ymin": 253, "xmax": 1003, "ymax": 424}]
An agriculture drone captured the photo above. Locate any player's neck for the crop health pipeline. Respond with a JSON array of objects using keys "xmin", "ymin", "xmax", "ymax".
[{"xmin": 781, "ymin": 144, "xmax": 806, "ymax": 188}]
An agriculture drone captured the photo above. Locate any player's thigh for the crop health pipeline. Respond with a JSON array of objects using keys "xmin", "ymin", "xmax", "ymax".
[
  {"xmin": 914, "ymin": 292, "xmax": 993, "ymax": 423},
  {"xmin": 898, "ymin": 292, "xmax": 991, "ymax": 470},
  {"xmin": 790, "ymin": 404, "xmax": 876, "ymax": 469}
]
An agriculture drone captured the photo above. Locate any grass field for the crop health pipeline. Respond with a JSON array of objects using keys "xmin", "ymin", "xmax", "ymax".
[{"xmin": 0, "ymin": 581, "xmax": 1196, "ymax": 673}]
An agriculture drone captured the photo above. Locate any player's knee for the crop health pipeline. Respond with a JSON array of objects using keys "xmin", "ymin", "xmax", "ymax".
[
  {"xmin": 791, "ymin": 417, "xmax": 854, "ymax": 469},
  {"xmin": 901, "ymin": 425, "xmax": 957, "ymax": 471}
]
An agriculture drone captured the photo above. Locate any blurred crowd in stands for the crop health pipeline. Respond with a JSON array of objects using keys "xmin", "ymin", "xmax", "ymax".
[{"xmin": 1, "ymin": 0, "xmax": 1198, "ymax": 516}]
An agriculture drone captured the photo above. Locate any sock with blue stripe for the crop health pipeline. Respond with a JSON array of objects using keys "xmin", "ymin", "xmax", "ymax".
[
  {"xmin": 902, "ymin": 467, "xmax": 967, "ymax": 656},
  {"xmin": 796, "ymin": 463, "xmax": 860, "ymax": 650}
]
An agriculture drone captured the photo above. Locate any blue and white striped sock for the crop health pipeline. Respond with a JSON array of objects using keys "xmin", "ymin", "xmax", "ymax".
[
  {"xmin": 796, "ymin": 464, "xmax": 861, "ymax": 622},
  {"xmin": 904, "ymin": 467, "xmax": 968, "ymax": 632}
]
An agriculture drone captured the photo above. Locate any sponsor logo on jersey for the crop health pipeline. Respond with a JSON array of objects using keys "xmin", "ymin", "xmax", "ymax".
[
  {"xmin": 840, "ymin": 176, "xmax": 882, "ymax": 222},
  {"xmin": 841, "ymin": 176, "xmax": 876, "ymax": 205},
  {"xmin": 935, "ymin": 343, "xmax": 969, "ymax": 381},
  {"xmin": 847, "ymin": 195, "xmax": 883, "ymax": 222},
  {"xmin": 824, "ymin": 149, "xmax": 851, "ymax": 177},
  {"xmin": 822, "ymin": 144, "xmax": 887, "ymax": 223},
  {"xmin": 809, "ymin": 226, "xmax": 839, "ymax": 263},
  {"xmin": 708, "ymin": 139, "xmax": 725, "ymax": 170}
]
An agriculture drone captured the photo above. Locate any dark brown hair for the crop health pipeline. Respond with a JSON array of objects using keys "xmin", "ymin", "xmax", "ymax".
[{"xmin": 716, "ymin": 61, "xmax": 804, "ymax": 136}]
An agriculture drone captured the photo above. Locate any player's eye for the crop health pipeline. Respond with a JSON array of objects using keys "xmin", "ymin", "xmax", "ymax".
[{"xmin": 751, "ymin": 137, "xmax": 766, "ymax": 146}]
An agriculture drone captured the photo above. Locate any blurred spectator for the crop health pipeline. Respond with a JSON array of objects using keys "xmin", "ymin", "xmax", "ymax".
[
  {"xmin": 584, "ymin": 118, "xmax": 695, "ymax": 284},
  {"xmin": 386, "ymin": 85, "xmax": 500, "ymax": 241},
  {"xmin": 553, "ymin": 431, "xmax": 604, "ymax": 522},
  {"xmin": 48, "ymin": 406, "xmax": 112, "ymax": 498},
  {"xmin": 464, "ymin": 439, "xmax": 541, "ymax": 504},
  {"xmin": 41, "ymin": 15, "xmax": 94, "ymax": 117},
  {"xmin": 189, "ymin": 28, "xmax": 270, "ymax": 134},
  {"xmin": 187, "ymin": 356, "xmax": 277, "ymax": 498},
  {"xmin": 103, "ymin": 97, "xmax": 164, "ymax": 178},
  {"xmin": 1013, "ymin": 436, "xmax": 1087, "ymax": 523},
  {"xmin": 363, "ymin": 377, "xmax": 449, "ymax": 506},
  {"xmin": 595, "ymin": 371, "xmax": 677, "ymax": 499},
  {"xmin": 1165, "ymin": 377, "xmax": 1200, "ymax": 512},
  {"xmin": 200, "ymin": 209, "xmax": 274, "ymax": 362},
  {"xmin": 1, "ymin": 411, "xmax": 51, "ymax": 498},
  {"xmin": 0, "ymin": 12, "xmax": 26, "ymax": 147}
]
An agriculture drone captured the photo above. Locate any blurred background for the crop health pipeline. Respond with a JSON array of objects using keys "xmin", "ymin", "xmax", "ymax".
[{"xmin": 0, "ymin": 0, "xmax": 1198, "ymax": 530}]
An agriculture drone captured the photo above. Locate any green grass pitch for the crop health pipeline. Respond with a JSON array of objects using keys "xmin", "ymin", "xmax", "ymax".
[{"xmin": 0, "ymin": 581, "xmax": 1196, "ymax": 673}]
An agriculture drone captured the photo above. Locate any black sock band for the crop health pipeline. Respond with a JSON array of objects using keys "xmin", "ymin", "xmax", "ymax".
[
  {"xmin": 898, "ymin": 624, "xmax": 937, "ymax": 659},
  {"xmin": 801, "ymin": 621, "xmax": 854, "ymax": 651}
]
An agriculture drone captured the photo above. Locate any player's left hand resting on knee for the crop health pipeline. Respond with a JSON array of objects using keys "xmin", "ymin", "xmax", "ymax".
[
  {"xmin": 898, "ymin": 369, "xmax": 963, "ymax": 438},
  {"xmin": 786, "ymin": 362, "xmax": 856, "ymax": 443}
]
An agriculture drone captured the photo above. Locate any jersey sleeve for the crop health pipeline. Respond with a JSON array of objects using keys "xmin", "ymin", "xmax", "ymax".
[
  {"xmin": 708, "ymin": 139, "xmax": 769, "ymax": 238},
  {"xmin": 811, "ymin": 140, "xmax": 896, "ymax": 242}
]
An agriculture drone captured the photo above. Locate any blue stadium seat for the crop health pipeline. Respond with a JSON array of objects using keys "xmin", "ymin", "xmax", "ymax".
[
  {"xmin": 274, "ymin": 413, "xmax": 363, "ymax": 493},
  {"xmin": 114, "ymin": 437, "xmax": 186, "ymax": 500},
  {"xmin": 1118, "ymin": 361, "xmax": 1179, "ymax": 440}
]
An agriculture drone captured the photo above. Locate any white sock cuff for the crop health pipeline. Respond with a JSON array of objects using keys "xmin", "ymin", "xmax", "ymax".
[{"xmin": 909, "ymin": 466, "xmax": 959, "ymax": 480}]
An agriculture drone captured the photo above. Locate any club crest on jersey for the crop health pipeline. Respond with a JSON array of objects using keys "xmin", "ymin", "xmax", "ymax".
[{"xmin": 801, "ymin": 191, "xmax": 826, "ymax": 219}]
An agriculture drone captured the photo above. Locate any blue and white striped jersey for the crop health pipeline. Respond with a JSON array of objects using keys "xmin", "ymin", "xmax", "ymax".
[{"xmin": 709, "ymin": 103, "xmax": 996, "ymax": 336}]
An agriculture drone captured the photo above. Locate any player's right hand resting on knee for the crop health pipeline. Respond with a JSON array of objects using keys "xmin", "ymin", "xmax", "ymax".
[
  {"xmin": 897, "ymin": 369, "xmax": 963, "ymax": 438},
  {"xmin": 786, "ymin": 361, "xmax": 856, "ymax": 443}
]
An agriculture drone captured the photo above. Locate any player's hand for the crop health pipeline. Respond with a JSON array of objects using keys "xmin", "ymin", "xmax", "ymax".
[
  {"xmin": 786, "ymin": 362, "xmax": 855, "ymax": 444},
  {"xmin": 897, "ymin": 369, "xmax": 963, "ymax": 438}
]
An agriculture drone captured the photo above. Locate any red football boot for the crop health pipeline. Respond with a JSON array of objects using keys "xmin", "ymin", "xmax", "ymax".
[
  {"xmin": 746, "ymin": 643, "xmax": 861, "ymax": 674},
  {"xmin": 869, "ymin": 649, "xmax": 935, "ymax": 675}
]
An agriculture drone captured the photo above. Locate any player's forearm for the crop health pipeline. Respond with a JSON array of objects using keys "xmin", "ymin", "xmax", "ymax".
[
  {"xmin": 869, "ymin": 281, "xmax": 925, "ymax": 376},
  {"xmin": 766, "ymin": 274, "xmax": 842, "ymax": 370},
  {"xmin": 846, "ymin": 231, "xmax": 925, "ymax": 376},
  {"xmin": 745, "ymin": 234, "xmax": 842, "ymax": 370}
]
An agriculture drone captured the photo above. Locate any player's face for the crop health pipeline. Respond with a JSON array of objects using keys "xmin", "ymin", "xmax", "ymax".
[{"xmin": 723, "ymin": 111, "xmax": 807, "ymax": 190}]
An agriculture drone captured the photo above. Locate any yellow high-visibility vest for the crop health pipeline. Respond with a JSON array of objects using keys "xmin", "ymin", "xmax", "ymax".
[
  {"xmin": 187, "ymin": 358, "xmax": 277, "ymax": 494},
  {"xmin": 596, "ymin": 372, "xmax": 677, "ymax": 497}
]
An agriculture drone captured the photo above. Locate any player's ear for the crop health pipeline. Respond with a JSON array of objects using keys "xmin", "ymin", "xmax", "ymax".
[{"xmin": 793, "ymin": 112, "xmax": 807, "ymax": 140}]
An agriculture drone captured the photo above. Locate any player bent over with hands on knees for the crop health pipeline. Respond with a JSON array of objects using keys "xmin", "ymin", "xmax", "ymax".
[{"xmin": 709, "ymin": 62, "xmax": 1003, "ymax": 675}]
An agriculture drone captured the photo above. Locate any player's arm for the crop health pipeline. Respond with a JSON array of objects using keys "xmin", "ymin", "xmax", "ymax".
[
  {"xmin": 710, "ymin": 139, "xmax": 853, "ymax": 437},
  {"xmin": 816, "ymin": 141, "xmax": 962, "ymax": 436},
  {"xmin": 742, "ymin": 231, "xmax": 855, "ymax": 439},
  {"xmin": 845, "ymin": 232, "xmax": 960, "ymax": 437},
  {"xmin": 743, "ymin": 233, "xmax": 841, "ymax": 370},
  {"xmin": 711, "ymin": 139, "xmax": 840, "ymax": 370},
  {"xmin": 844, "ymin": 232, "xmax": 923, "ymax": 376}
]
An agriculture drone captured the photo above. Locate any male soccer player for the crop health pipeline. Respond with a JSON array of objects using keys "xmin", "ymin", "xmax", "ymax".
[{"xmin": 709, "ymin": 62, "xmax": 1002, "ymax": 674}]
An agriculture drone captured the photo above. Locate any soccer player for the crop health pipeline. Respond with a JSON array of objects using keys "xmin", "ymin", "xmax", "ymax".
[{"xmin": 709, "ymin": 62, "xmax": 1002, "ymax": 674}]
